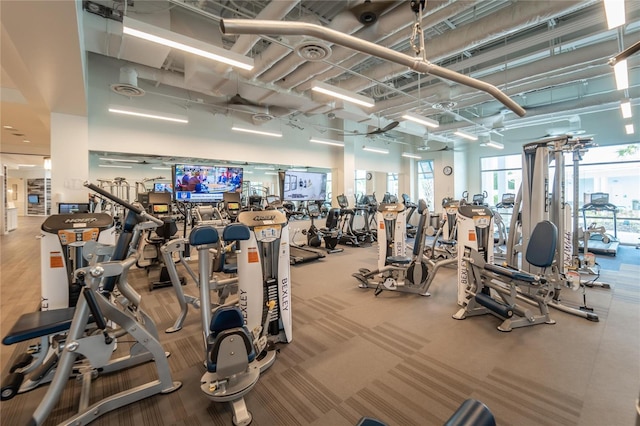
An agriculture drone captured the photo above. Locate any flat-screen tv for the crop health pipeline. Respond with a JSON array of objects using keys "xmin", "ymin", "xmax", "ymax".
[
  {"xmin": 28, "ymin": 194, "xmax": 39, "ymax": 204},
  {"xmin": 153, "ymin": 183, "xmax": 173, "ymax": 193},
  {"xmin": 282, "ymin": 170, "xmax": 327, "ymax": 201},
  {"xmin": 173, "ymin": 164, "xmax": 243, "ymax": 203}
]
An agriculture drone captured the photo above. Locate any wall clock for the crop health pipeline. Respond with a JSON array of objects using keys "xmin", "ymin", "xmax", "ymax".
[
  {"xmin": 366, "ymin": 172, "xmax": 373, "ymax": 180},
  {"xmin": 443, "ymin": 166, "xmax": 453, "ymax": 176}
]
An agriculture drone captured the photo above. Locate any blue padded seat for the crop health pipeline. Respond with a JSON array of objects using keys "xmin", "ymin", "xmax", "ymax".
[
  {"xmin": 525, "ymin": 220, "xmax": 557, "ymax": 268},
  {"xmin": 189, "ymin": 225, "xmax": 219, "ymax": 246},
  {"xmin": 387, "ymin": 256, "xmax": 412, "ymax": 265},
  {"xmin": 222, "ymin": 223, "xmax": 251, "ymax": 242},
  {"xmin": 206, "ymin": 306, "xmax": 255, "ymax": 372},
  {"xmin": 2, "ymin": 308, "xmax": 95, "ymax": 345}
]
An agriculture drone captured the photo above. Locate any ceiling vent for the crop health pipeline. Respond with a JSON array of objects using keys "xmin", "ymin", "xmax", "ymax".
[
  {"xmin": 432, "ymin": 101, "xmax": 457, "ymax": 111},
  {"xmin": 294, "ymin": 39, "xmax": 332, "ymax": 61},
  {"xmin": 110, "ymin": 67, "xmax": 145, "ymax": 97},
  {"xmin": 252, "ymin": 112, "xmax": 274, "ymax": 123}
]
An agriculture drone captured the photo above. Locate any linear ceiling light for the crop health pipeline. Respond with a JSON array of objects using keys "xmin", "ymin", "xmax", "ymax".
[
  {"xmin": 17, "ymin": 164, "xmax": 35, "ymax": 168},
  {"xmin": 486, "ymin": 141, "xmax": 505, "ymax": 150},
  {"xmin": 613, "ymin": 60, "xmax": 629, "ymax": 90},
  {"xmin": 311, "ymin": 81, "xmax": 374, "ymax": 108},
  {"xmin": 99, "ymin": 164, "xmax": 132, "ymax": 169},
  {"xmin": 289, "ymin": 168, "xmax": 308, "ymax": 172},
  {"xmin": 309, "ymin": 137, "xmax": 345, "ymax": 147},
  {"xmin": 108, "ymin": 106, "xmax": 188, "ymax": 123},
  {"xmin": 603, "ymin": 0, "xmax": 626, "ymax": 30},
  {"xmin": 454, "ymin": 130, "xmax": 478, "ymax": 141},
  {"xmin": 625, "ymin": 123, "xmax": 635, "ymax": 134},
  {"xmin": 363, "ymin": 146, "xmax": 389, "ymax": 154},
  {"xmin": 99, "ymin": 157, "xmax": 140, "ymax": 163},
  {"xmin": 123, "ymin": 17, "xmax": 253, "ymax": 71},
  {"xmin": 152, "ymin": 167, "xmax": 172, "ymax": 170},
  {"xmin": 402, "ymin": 152, "xmax": 422, "ymax": 159},
  {"xmin": 264, "ymin": 171, "xmax": 278, "ymax": 175},
  {"xmin": 232, "ymin": 126, "xmax": 282, "ymax": 137},
  {"xmin": 254, "ymin": 166, "xmax": 276, "ymax": 170},
  {"xmin": 620, "ymin": 99, "xmax": 632, "ymax": 118},
  {"xmin": 402, "ymin": 112, "xmax": 439, "ymax": 128}
]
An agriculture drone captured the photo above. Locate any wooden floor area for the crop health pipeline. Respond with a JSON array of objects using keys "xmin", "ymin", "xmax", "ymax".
[{"xmin": 1, "ymin": 216, "xmax": 639, "ymax": 426}]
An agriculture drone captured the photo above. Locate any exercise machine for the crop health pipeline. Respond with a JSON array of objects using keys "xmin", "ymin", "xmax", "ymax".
[
  {"xmin": 453, "ymin": 206, "xmax": 556, "ymax": 331},
  {"xmin": 402, "ymin": 194, "xmax": 418, "ymax": 238},
  {"xmin": 303, "ymin": 202, "xmax": 343, "ymax": 254},
  {"xmin": 424, "ymin": 198, "xmax": 459, "ymax": 261},
  {"xmin": 353, "ymin": 200, "xmax": 456, "ymax": 296},
  {"xmin": 190, "ymin": 224, "xmax": 277, "ymax": 425},
  {"xmin": 579, "ymin": 192, "xmax": 619, "ymax": 255},
  {"xmin": 3, "ymin": 182, "xmax": 182, "ymax": 423},
  {"xmin": 492, "ymin": 193, "xmax": 516, "ymax": 258}
]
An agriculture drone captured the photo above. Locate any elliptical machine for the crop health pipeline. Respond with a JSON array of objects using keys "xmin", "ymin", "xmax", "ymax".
[{"xmin": 303, "ymin": 202, "xmax": 343, "ymax": 253}]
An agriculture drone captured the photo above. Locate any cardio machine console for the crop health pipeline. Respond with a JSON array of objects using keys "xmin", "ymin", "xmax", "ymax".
[{"xmin": 42, "ymin": 213, "xmax": 114, "ymax": 245}]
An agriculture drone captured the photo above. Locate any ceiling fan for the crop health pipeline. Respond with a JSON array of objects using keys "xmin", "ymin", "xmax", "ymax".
[
  {"xmin": 341, "ymin": 121, "xmax": 400, "ymax": 136},
  {"xmin": 215, "ymin": 93, "xmax": 291, "ymax": 122}
]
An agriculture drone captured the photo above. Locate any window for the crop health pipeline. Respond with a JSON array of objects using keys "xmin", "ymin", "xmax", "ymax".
[
  {"xmin": 355, "ymin": 170, "xmax": 367, "ymax": 202},
  {"xmin": 480, "ymin": 154, "xmax": 522, "ymax": 206},
  {"xmin": 417, "ymin": 160, "xmax": 435, "ymax": 210},
  {"xmin": 387, "ymin": 173, "xmax": 398, "ymax": 198}
]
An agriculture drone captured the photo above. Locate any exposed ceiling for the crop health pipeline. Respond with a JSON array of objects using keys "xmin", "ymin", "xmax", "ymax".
[{"xmin": 2, "ymin": 0, "xmax": 639, "ymax": 169}]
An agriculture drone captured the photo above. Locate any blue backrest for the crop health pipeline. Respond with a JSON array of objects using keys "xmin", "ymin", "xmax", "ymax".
[
  {"xmin": 223, "ymin": 223, "xmax": 251, "ymax": 242},
  {"xmin": 210, "ymin": 305, "xmax": 244, "ymax": 334},
  {"xmin": 189, "ymin": 225, "xmax": 219, "ymax": 246},
  {"xmin": 412, "ymin": 200, "xmax": 429, "ymax": 257},
  {"xmin": 525, "ymin": 220, "xmax": 558, "ymax": 268}
]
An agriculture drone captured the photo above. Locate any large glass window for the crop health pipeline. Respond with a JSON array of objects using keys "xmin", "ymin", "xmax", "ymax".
[
  {"xmin": 387, "ymin": 173, "xmax": 398, "ymax": 198},
  {"xmin": 417, "ymin": 160, "xmax": 435, "ymax": 210},
  {"xmin": 480, "ymin": 154, "xmax": 522, "ymax": 206}
]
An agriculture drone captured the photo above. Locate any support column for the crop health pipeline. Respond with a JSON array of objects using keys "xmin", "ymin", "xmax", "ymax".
[{"xmin": 50, "ymin": 113, "xmax": 89, "ymax": 207}]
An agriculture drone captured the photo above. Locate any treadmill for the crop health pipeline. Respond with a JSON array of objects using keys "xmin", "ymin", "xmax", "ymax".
[
  {"xmin": 266, "ymin": 195, "xmax": 326, "ymax": 265},
  {"xmin": 579, "ymin": 192, "xmax": 620, "ymax": 255}
]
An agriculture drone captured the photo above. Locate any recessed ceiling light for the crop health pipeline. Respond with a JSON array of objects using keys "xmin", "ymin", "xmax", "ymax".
[
  {"xmin": 3, "ymin": 125, "xmax": 14, "ymax": 130},
  {"xmin": 23, "ymin": 140, "xmax": 31, "ymax": 143}
]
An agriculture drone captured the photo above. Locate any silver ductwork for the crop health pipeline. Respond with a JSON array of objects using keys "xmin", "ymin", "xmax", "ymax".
[{"xmin": 220, "ymin": 19, "xmax": 526, "ymax": 117}]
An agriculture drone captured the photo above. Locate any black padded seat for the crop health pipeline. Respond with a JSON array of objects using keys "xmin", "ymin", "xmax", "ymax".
[
  {"xmin": 3, "ymin": 308, "xmax": 78, "ymax": 345},
  {"xmin": 206, "ymin": 306, "xmax": 255, "ymax": 372},
  {"xmin": 387, "ymin": 256, "xmax": 412, "ymax": 265},
  {"xmin": 525, "ymin": 220, "xmax": 557, "ymax": 267},
  {"xmin": 484, "ymin": 263, "xmax": 538, "ymax": 283}
]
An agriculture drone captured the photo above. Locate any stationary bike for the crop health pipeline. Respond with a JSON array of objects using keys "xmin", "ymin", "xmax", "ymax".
[{"xmin": 303, "ymin": 202, "xmax": 343, "ymax": 253}]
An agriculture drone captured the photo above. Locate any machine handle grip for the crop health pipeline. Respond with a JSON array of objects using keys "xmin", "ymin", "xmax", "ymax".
[{"xmin": 84, "ymin": 181, "xmax": 164, "ymax": 226}]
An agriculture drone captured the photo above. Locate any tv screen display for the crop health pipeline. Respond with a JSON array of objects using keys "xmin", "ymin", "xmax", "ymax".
[
  {"xmin": 152, "ymin": 204, "xmax": 169, "ymax": 214},
  {"xmin": 282, "ymin": 171, "xmax": 327, "ymax": 201},
  {"xmin": 173, "ymin": 164, "xmax": 243, "ymax": 203},
  {"xmin": 28, "ymin": 194, "xmax": 39, "ymax": 204},
  {"xmin": 59, "ymin": 203, "xmax": 91, "ymax": 214},
  {"xmin": 153, "ymin": 183, "xmax": 173, "ymax": 193}
]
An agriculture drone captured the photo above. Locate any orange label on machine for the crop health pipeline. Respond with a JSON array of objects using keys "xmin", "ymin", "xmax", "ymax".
[
  {"xmin": 468, "ymin": 231, "xmax": 476, "ymax": 241},
  {"xmin": 50, "ymin": 252, "xmax": 64, "ymax": 268},
  {"xmin": 379, "ymin": 222, "xmax": 385, "ymax": 230},
  {"xmin": 248, "ymin": 247, "xmax": 259, "ymax": 263}
]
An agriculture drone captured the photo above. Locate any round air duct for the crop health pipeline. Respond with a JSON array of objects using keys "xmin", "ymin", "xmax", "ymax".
[{"xmin": 110, "ymin": 67, "xmax": 145, "ymax": 97}]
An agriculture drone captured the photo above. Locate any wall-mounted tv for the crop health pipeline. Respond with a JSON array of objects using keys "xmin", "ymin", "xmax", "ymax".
[
  {"xmin": 282, "ymin": 170, "xmax": 327, "ymax": 201},
  {"xmin": 28, "ymin": 194, "xmax": 40, "ymax": 204},
  {"xmin": 173, "ymin": 164, "xmax": 243, "ymax": 203},
  {"xmin": 153, "ymin": 183, "xmax": 173, "ymax": 193}
]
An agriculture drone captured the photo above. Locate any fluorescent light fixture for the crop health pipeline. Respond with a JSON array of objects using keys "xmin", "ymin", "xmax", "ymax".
[
  {"xmin": 625, "ymin": 123, "xmax": 634, "ymax": 134},
  {"xmin": 486, "ymin": 141, "xmax": 505, "ymax": 150},
  {"xmin": 243, "ymin": 170, "xmax": 254, "ymax": 174},
  {"xmin": 232, "ymin": 126, "xmax": 282, "ymax": 138},
  {"xmin": 99, "ymin": 157, "xmax": 140, "ymax": 163},
  {"xmin": 454, "ymin": 130, "xmax": 478, "ymax": 141},
  {"xmin": 614, "ymin": 60, "xmax": 629, "ymax": 90},
  {"xmin": 254, "ymin": 166, "xmax": 275, "ymax": 170},
  {"xmin": 3, "ymin": 125, "xmax": 14, "ymax": 129},
  {"xmin": 44, "ymin": 157, "xmax": 51, "ymax": 170},
  {"xmin": 17, "ymin": 164, "xmax": 35, "ymax": 168},
  {"xmin": 402, "ymin": 112, "xmax": 439, "ymax": 128},
  {"xmin": 264, "ymin": 171, "xmax": 278, "ymax": 175},
  {"xmin": 152, "ymin": 167, "xmax": 172, "ymax": 170},
  {"xmin": 620, "ymin": 100, "xmax": 632, "ymax": 118},
  {"xmin": 402, "ymin": 152, "xmax": 422, "ymax": 159},
  {"xmin": 311, "ymin": 81, "xmax": 374, "ymax": 108},
  {"xmin": 603, "ymin": 0, "xmax": 625, "ymax": 29},
  {"xmin": 23, "ymin": 140, "xmax": 30, "ymax": 143},
  {"xmin": 109, "ymin": 106, "xmax": 189, "ymax": 123},
  {"xmin": 309, "ymin": 137, "xmax": 345, "ymax": 147},
  {"xmin": 363, "ymin": 146, "xmax": 389, "ymax": 154},
  {"xmin": 99, "ymin": 164, "xmax": 133, "ymax": 169},
  {"xmin": 289, "ymin": 168, "xmax": 308, "ymax": 172},
  {"xmin": 123, "ymin": 17, "xmax": 253, "ymax": 71}
]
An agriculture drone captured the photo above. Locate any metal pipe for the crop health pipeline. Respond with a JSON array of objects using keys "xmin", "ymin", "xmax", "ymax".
[{"xmin": 220, "ymin": 19, "xmax": 526, "ymax": 117}]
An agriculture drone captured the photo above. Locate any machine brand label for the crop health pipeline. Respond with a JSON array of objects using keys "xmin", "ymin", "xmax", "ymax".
[
  {"xmin": 254, "ymin": 215, "xmax": 276, "ymax": 222},
  {"xmin": 64, "ymin": 217, "xmax": 98, "ymax": 224},
  {"xmin": 280, "ymin": 277, "xmax": 289, "ymax": 311},
  {"xmin": 239, "ymin": 289, "xmax": 248, "ymax": 324}
]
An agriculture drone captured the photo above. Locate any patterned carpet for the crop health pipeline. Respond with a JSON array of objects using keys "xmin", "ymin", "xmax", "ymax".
[{"xmin": 1, "ymin": 218, "xmax": 639, "ymax": 425}]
